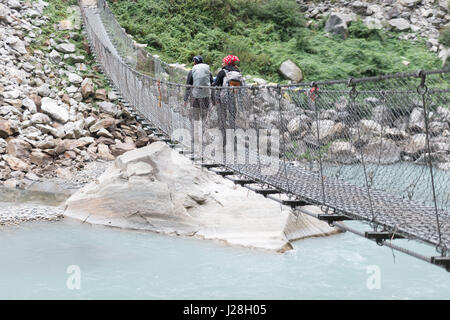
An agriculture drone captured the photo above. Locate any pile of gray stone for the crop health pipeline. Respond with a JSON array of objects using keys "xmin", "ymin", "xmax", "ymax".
[
  {"xmin": 0, "ymin": 0, "xmax": 152, "ymax": 189},
  {"xmin": 281, "ymin": 96, "xmax": 450, "ymax": 169},
  {"xmin": 239, "ymin": 83, "xmax": 449, "ymax": 170}
]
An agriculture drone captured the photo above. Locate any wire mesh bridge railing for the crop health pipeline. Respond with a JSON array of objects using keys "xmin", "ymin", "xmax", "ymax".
[{"xmin": 80, "ymin": 0, "xmax": 450, "ymax": 270}]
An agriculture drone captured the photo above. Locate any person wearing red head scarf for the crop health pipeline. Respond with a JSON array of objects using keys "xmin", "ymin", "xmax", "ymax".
[
  {"xmin": 213, "ymin": 55, "xmax": 241, "ymax": 87},
  {"xmin": 212, "ymin": 55, "xmax": 244, "ymax": 161}
]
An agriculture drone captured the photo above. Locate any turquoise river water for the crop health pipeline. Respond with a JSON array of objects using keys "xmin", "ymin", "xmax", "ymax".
[{"xmin": 0, "ymin": 215, "xmax": 449, "ymax": 299}]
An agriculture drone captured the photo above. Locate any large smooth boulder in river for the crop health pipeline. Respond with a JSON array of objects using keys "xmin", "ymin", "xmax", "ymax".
[
  {"xmin": 64, "ymin": 142, "xmax": 338, "ymax": 251},
  {"xmin": 279, "ymin": 60, "xmax": 303, "ymax": 83}
]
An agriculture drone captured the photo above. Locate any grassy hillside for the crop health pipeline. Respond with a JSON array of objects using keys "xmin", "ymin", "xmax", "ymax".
[{"xmin": 107, "ymin": 0, "xmax": 442, "ymax": 82}]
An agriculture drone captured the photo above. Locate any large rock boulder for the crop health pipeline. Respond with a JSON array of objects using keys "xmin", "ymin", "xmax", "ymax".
[
  {"xmin": 351, "ymin": 1, "xmax": 369, "ymax": 15},
  {"xmin": 67, "ymin": 72, "xmax": 83, "ymax": 85},
  {"xmin": 310, "ymin": 120, "xmax": 347, "ymax": 143},
  {"xmin": 0, "ymin": 4, "xmax": 11, "ymax": 21},
  {"xmin": 63, "ymin": 120, "xmax": 84, "ymax": 139},
  {"xmin": 55, "ymin": 139, "xmax": 81, "ymax": 154},
  {"xmin": 22, "ymin": 126, "xmax": 43, "ymax": 140},
  {"xmin": 325, "ymin": 13, "xmax": 349, "ymax": 39},
  {"xmin": 328, "ymin": 141, "xmax": 358, "ymax": 164},
  {"xmin": 6, "ymin": 36, "xmax": 27, "ymax": 55},
  {"xmin": 362, "ymin": 138, "xmax": 401, "ymax": 164},
  {"xmin": 49, "ymin": 50, "xmax": 62, "ymax": 64},
  {"xmin": 7, "ymin": 0, "xmax": 21, "ymax": 10},
  {"xmin": 23, "ymin": 98, "xmax": 38, "ymax": 114},
  {"xmin": 81, "ymin": 78, "xmax": 94, "ymax": 99},
  {"xmin": 403, "ymin": 133, "xmax": 427, "ymax": 157},
  {"xmin": 95, "ymin": 89, "xmax": 108, "ymax": 101},
  {"xmin": 37, "ymin": 84, "xmax": 51, "ymax": 97},
  {"xmin": 287, "ymin": 116, "xmax": 310, "ymax": 136},
  {"xmin": 0, "ymin": 138, "xmax": 6, "ymax": 153},
  {"xmin": 96, "ymin": 143, "xmax": 114, "ymax": 160},
  {"xmin": 384, "ymin": 127, "xmax": 409, "ymax": 141},
  {"xmin": 408, "ymin": 107, "xmax": 425, "ymax": 133},
  {"xmin": 429, "ymin": 121, "xmax": 448, "ymax": 136},
  {"xmin": 3, "ymin": 155, "xmax": 28, "ymax": 171},
  {"xmin": 359, "ymin": 119, "xmax": 382, "ymax": 136},
  {"xmin": 400, "ymin": 0, "xmax": 422, "ymax": 7},
  {"xmin": 0, "ymin": 120, "xmax": 18, "ymax": 138},
  {"xmin": 30, "ymin": 151, "xmax": 52, "ymax": 165},
  {"xmin": 1, "ymin": 89, "xmax": 20, "ymax": 99},
  {"xmin": 97, "ymin": 101, "xmax": 119, "ymax": 115},
  {"xmin": 438, "ymin": 0, "xmax": 449, "ymax": 10},
  {"xmin": 7, "ymin": 139, "xmax": 32, "ymax": 159},
  {"xmin": 36, "ymin": 139, "xmax": 56, "ymax": 150},
  {"xmin": 110, "ymin": 137, "xmax": 136, "ymax": 157},
  {"xmin": 279, "ymin": 60, "xmax": 303, "ymax": 82},
  {"xmin": 388, "ymin": 18, "xmax": 410, "ymax": 31},
  {"xmin": 55, "ymin": 42, "xmax": 76, "ymax": 53},
  {"xmin": 30, "ymin": 113, "xmax": 51, "ymax": 125},
  {"xmin": 41, "ymin": 97, "xmax": 69, "ymax": 124},
  {"xmin": 372, "ymin": 105, "xmax": 393, "ymax": 126},
  {"xmin": 89, "ymin": 117, "xmax": 116, "ymax": 133},
  {"xmin": 65, "ymin": 142, "xmax": 339, "ymax": 251}
]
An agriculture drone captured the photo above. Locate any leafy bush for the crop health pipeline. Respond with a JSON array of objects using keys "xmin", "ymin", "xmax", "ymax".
[
  {"xmin": 348, "ymin": 19, "xmax": 385, "ymax": 41},
  {"xmin": 108, "ymin": 0, "xmax": 442, "ymax": 82},
  {"xmin": 439, "ymin": 26, "xmax": 450, "ymax": 47}
]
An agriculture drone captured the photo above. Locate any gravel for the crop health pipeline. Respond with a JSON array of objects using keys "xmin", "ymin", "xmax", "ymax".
[
  {"xmin": 53, "ymin": 160, "xmax": 112, "ymax": 190},
  {"xmin": 0, "ymin": 203, "xmax": 64, "ymax": 226}
]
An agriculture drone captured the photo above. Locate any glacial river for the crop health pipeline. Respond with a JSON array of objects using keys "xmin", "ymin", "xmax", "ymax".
[{"xmin": 0, "ymin": 215, "xmax": 448, "ymax": 299}]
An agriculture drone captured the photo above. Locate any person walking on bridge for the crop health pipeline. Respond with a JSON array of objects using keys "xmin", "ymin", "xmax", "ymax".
[
  {"xmin": 184, "ymin": 55, "xmax": 213, "ymax": 156},
  {"xmin": 212, "ymin": 55, "xmax": 244, "ymax": 161}
]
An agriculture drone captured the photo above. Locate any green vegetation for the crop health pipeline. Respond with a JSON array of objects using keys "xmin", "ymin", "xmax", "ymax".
[
  {"xmin": 439, "ymin": 26, "xmax": 450, "ymax": 48},
  {"xmin": 285, "ymin": 141, "xmax": 334, "ymax": 161},
  {"xmin": 108, "ymin": 0, "xmax": 442, "ymax": 83}
]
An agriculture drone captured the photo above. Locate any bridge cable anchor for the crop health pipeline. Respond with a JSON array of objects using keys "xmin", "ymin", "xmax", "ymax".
[
  {"xmin": 431, "ymin": 255, "xmax": 450, "ymax": 272},
  {"xmin": 318, "ymin": 214, "xmax": 353, "ymax": 224}
]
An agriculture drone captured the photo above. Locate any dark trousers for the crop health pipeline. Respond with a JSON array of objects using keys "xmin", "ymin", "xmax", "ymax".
[
  {"xmin": 190, "ymin": 97, "xmax": 209, "ymax": 154},
  {"xmin": 217, "ymin": 93, "xmax": 237, "ymax": 162}
]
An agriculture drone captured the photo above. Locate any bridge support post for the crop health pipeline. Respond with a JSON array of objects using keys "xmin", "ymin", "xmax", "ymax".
[
  {"xmin": 318, "ymin": 214, "xmax": 353, "ymax": 223},
  {"xmin": 364, "ymin": 231, "xmax": 404, "ymax": 242},
  {"xmin": 431, "ymin": 256, "xmax": 450, "ymax": 272}
]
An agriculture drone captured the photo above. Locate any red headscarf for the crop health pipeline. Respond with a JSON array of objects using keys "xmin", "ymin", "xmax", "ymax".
[{"xmin": 223, "ymin": 55, "xmax": 240, "ymax": 66}]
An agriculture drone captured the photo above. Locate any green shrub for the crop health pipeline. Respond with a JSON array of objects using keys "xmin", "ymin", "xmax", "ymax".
[
  {"xmin": 108, "ymin": 0, "xmax": 442, "ymax": 82},
  {"xmin": 348, "ymin": 19, "xmax": 385, "ymax": 41},
  {"xmin": 439, "ymin": 27, "xmax": 450, "ymax": 47}
]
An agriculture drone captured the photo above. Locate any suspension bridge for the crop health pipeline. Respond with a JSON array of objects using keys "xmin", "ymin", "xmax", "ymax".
[{"xmin": 79, "ymin": 0, "xmax": 450, "ymax": 271}]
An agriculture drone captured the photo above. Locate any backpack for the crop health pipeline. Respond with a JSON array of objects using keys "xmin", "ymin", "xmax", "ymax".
[
  {"xmin": 223, "ymin": 69, "xmax": 244, "ymax": 87},
  {"xmin": 191, "ymin": 63, "xmax": 211, "ymax": 99}
]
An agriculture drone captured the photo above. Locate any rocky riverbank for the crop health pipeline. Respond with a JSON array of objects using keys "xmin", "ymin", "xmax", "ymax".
[
  {"xmin": 0, "ymin": 0, "xmax": 151, "ymax": 189},
  {"xmin": 282, "ymin": 101, "xmax": 450, "ymax": 170},
  {"xmin": 298, "ymin": 0, "xmax": 450, "ymax": 65}
]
